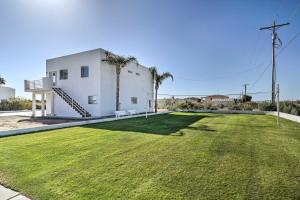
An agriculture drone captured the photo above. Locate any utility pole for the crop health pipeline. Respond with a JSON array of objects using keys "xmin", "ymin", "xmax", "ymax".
[
  {"xmin": 260, "ymin": 21, "xmax": 289, "ymax": 105},
  {"xmin": 242, "ymin": 84, "xmax": 249, "ymax": 96}
]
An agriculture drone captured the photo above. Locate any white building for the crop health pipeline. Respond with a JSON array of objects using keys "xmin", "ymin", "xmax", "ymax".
[
  {"xmin": 0, "ymin": 86, "xmax": 15, "ymax": 102},
  {"xmin": 24, "ymin": 48, "xmax": 154, "ymax": 118}
]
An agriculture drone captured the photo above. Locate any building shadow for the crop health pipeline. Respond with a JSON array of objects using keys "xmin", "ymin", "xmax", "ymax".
[{"xmin": 83, "ymin": 113, "xmax": 210, "ymax": 136}]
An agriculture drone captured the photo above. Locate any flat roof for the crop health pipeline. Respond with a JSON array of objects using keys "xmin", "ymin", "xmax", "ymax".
[{"xmin": 46, "ymin": 48, "xmax": 149, "ymax": 70}]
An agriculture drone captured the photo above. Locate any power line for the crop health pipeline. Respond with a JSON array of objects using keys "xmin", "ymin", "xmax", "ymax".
[
  {"xmin": 250, "ymin": 29, "xmax": 300, "ymax": 91},
  {"xmin": 277, "ymin": 31, "xmax": 300, "ymax": 54},
  {"xmin": 158, "ymin": 91, "xmax": 271, "ymax": 97},
  {"xmin": 175, "ymin": 62, "xmax": 266, "ymax": 83},
  {"xmin": 287, "ymin": 0, "xmax": 300, "ymax": 21}
]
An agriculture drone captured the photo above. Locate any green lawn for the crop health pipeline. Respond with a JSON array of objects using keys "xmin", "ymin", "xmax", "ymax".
[{"xmin": 0, "ymin": 113, "xmax": 299, "ymax": 200}]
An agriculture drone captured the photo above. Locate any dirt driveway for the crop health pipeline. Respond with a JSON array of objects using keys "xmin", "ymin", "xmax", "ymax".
[{"xmin": 0, "ymin": 113, "xmax": 77, "ymax": 131}]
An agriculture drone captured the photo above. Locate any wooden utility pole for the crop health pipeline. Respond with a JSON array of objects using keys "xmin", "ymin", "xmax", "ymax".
[
  {"xmin": 243, "ymin": 84, "xmax": 249, "ymax": 96},
  {"xmin": 260, "ymin": 21, "xmax": 289, "ymax": 105}
]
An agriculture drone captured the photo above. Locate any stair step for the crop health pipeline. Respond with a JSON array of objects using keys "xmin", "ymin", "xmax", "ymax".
[{"xmin": 52, "ymin": 87, "xmax": 91, "ymax": 118}]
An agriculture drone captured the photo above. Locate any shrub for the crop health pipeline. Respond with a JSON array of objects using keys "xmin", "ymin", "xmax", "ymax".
[
  {"xmin": 282, "ymin": 104, "xmax": 292, "ymax": 114},
  {"xmin": 243, "ymin": 104, "xmax": 253, "ymax": 111},
  {"xmin": 0, "ymin": 97, "xmax": 32, "ymax": 111},
  {"xmin": 291, "ymin": 108, "xmax": 299, "ymax": 116},
  {"xmin": 178, "ymin": 101, "xmax": 198, "ymax": 111},
  {"xmin": 218, "ymin": 104, "xmax": 224, "ymax": 109},
  {"xmin": 228, "ymin": 102, "xmax": 242, "ymax": 110},
  {"xmin": 258, "ymin": 102, "xmax": 276, "ymax": 111},
  {"xmin": 203, "ymin": 101, "xmax": 212, "ymax": 110}
]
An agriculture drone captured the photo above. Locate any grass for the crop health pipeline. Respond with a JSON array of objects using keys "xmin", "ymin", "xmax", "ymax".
[{"xmin": 0, "ymin": 112, "xmax": 299, "ymax": 200}]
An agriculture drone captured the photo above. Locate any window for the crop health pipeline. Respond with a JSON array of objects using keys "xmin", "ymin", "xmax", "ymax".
[
  {"xmin": 88, "ymin": 96, "xmax": 97, "ymax": 104},
  {"xmin": 131, "ymin": 97, "xmax": 137, "ymax": 104},
  {"xmin": 81, "ymin": 66, "xmax": 89, "ymax": 78},
  {"xmin": 60, "ymin": 69, "xmax": 68, "ymax": 80},
  {"xmin": 136, "ymin": 72, "xmax": 140, "ymax": 76},
  {"xmin": 128, "ymin": 70, "xmax": 133, "ymax": 74},
  {"xmin": 149, "ymin": 100, "xmax": 151, "ymax": 108}
]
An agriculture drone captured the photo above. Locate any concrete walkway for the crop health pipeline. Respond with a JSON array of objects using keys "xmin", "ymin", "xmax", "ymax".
[{"xmin": 0, "ymin": 185, "xmax": 30, "ymax": 200}]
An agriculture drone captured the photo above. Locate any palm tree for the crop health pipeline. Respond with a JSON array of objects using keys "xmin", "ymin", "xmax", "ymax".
[
  {"xmin": 0, "ymin": 76, "xmax": 5, "ymax": 85},
  {"xmin": 149, "ymin": 67, "xmax": 174, "ymax": 113},
  {"xmin": 102, "ymin": 52, "xmax": 138, "ymax": 111}
]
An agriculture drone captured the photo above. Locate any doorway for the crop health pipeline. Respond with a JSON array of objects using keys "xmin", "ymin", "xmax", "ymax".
[{"xmin": 48, "ymin": 71, "xmax": 57, "ymax": 87}]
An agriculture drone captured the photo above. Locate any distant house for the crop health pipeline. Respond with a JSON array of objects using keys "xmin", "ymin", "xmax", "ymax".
[
  {"xmin": 0, "ymin": 86, "xmax": 15, "ymax": 103},
  {"xmin": 203, "ymin": 95, "xmax": 232, "ymax": 107},
  {"xmin": 24, "ymin": 48, "xmax": 154, "ymax": 118}
]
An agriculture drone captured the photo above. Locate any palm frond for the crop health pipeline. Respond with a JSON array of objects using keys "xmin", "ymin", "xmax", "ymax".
[
  {"xmin": 102, "ymin": 51, "xmax": 138, "ymax": 67},
  {"xmin": 157, "ymin": 72, "xmax": 174, "ymax": 83}
]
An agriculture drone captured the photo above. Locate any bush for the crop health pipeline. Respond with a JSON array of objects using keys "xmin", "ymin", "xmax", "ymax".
[
  {"xmin": 243, "ymin": 104, "xmax": 253, "ymax": 111},
  {"xmin": 280, "ymin": 101, "xmax": 300, "ymax": 116},
  {"xmin": 282, "ymin": 104, "xmax": 292, "ymax": 114},
  {"xmin": 203, "ymin": 101, "xmax": 212, "ymax": 110},
  {"xmin": 0, "ymin": 97, "xmax": 32, "ymax": 111},
  {"xmin": 228, "ymin": 102, "xmax": 242, "ymax": 110},
  {"xmin": 258, "ymin": 102, "xmax": 277, "ymax": 111},
  {"xmin": 178, "ymin": 101, "xmax": 198, "ymax": 111},
  {"xmin": 291, "ymin": 108, "xmax": 299, "ymax": 116}
]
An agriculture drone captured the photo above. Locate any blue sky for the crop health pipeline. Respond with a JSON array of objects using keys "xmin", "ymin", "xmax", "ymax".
[{"xmin": 0, "ymin": 0, "xmax": 299, "ymax": 100}]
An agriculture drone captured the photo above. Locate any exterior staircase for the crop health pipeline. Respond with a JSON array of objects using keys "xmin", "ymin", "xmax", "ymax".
[{"xmin": 52, "ymin": 87, "xmax": 91, "ymax": 118}]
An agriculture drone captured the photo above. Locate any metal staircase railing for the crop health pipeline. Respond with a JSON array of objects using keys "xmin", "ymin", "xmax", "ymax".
[{"xmin": 52, "ymin": 87, "xmax": 91, "ymax": 118}]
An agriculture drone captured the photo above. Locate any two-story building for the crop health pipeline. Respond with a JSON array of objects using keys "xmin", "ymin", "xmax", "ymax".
[{"xmin": 24, "ymin": 48, "xmax": 154, "ymax": 118}]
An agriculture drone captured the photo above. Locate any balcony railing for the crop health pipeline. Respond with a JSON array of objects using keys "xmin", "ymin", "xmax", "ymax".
[{"xmin": 24, "ymin": 77, "xmax": 53, "ymax": 92}]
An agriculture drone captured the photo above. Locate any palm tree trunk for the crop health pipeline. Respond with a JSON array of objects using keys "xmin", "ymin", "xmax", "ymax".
[
  {"xmin": 155, "ymin": 87, "xmax": 158, "ymax": 113},
  {"xmin": 116, "ymin": 66, "xmax": 121, "ymax": 111}
]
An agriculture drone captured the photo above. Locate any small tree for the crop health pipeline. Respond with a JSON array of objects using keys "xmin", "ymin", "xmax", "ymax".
[{"xmin": 149, "ymin": 67, "xmax": 174, "ymax": 113}]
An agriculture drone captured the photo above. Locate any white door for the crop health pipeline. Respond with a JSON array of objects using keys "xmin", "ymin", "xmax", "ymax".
[{"xmin": 49, "ymin": 71, "xmax": 57, "ymax": 87}]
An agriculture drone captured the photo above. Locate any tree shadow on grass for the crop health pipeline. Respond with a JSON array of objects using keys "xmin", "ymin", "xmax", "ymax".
[{"xmin": 83, "ymin": 113, "xmax": 210, "ymax": 136}]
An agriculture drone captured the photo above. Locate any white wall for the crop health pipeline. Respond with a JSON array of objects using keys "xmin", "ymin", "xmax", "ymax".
[
  {"xmin": 99, "ymin": 50, "xmax": 154, "ymax": 116},
  {"xmin": 46, "ymin": 49, "xmax": 102, "ymax": 117},
  {"xmin": 0, "ymin": 86, "xmax": 15, "ymax": 102},
  {"xmin": 46, "ymin": 48, "xmax": 154, "ymax": 118}
]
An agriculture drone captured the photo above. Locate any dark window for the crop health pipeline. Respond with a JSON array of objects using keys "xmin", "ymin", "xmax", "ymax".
[
  {"xmin": 131, "ymin": 97, "xmax": 137, "ymax": 104},
  {"xmin": 60, "ymin": 69, "xmax": 68, "ymax": 80},
  {"xmin": 136, "ymin": 72, "xmax": 140, "ymax": 76},
  {"xmin": 128, "ymin": 70, "xmax": 133, "ymax": 74},
  {"xmin": 88, "ymin": 96, "xmax": 97, "ymax": 104},
  {"xmin": 81, "ymin": 66, "xmax": 89, "ymax": 78}
]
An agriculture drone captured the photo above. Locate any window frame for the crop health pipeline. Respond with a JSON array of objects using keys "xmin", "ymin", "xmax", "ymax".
[
  {"xmin": 59, "ymin": 69, "xmax": 68, "ymax": 80},
  {"xmin": 131, "ymin": 97, "xmax": 138, "ymax": 104},
  {"xmin": 88, "ymin": 95, "xmax": 97, "ymax": 104},
  {"xmin": 81, "ymin": 66, "xmax": 89, "ymax": 78}
]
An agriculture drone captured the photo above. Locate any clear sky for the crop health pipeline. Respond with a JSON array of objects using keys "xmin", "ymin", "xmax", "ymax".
[{"xmin": 0, "ymin": 0, "xmax": 299, "ymax": 100}]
